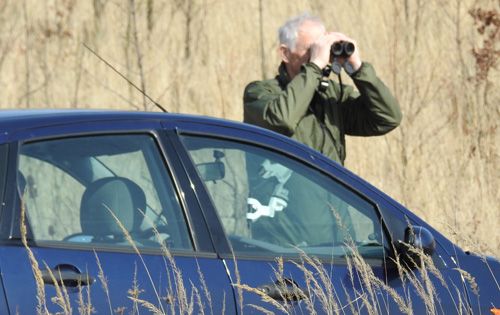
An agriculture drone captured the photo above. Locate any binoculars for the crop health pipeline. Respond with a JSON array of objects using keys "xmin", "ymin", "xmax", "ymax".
[{"xmin": 331, "ymin": 41, "xmax": 355, "ymax": 58}]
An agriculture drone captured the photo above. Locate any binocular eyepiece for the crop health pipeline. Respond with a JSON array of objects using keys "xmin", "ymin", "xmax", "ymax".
[{"xmin": 331, "ymin": 41, "xmax": 355, "ymax": 58}]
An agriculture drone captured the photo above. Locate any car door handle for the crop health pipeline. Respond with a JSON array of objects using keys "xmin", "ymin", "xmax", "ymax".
[
  {"xmin": 258, "ymin": 278, "xmax": 309, "ymax": 301},
  {"xmin": 41, "ymin": 265, "xmax": 95, "ymax": 287}
]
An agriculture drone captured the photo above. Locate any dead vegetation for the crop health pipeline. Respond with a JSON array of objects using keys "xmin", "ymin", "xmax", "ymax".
[
  {"xmin": 20, "ymin": 200, "xmax": 497, "ymax": 314},
  {"xmin": 0, "ymin": 0, "xmax": 498, "ymax": 255}
]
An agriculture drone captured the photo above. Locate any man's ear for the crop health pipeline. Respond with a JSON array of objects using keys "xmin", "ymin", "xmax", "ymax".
[{"xmin": 279, "ymin": 45, "xmax": 290, "ymax": 63}]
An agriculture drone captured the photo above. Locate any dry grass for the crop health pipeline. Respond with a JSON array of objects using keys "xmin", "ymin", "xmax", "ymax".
[
  {"xmin": 1, "ymin": 0, "xmax": 498, "ymax": 254},
  {"xmin": 19, "ymin": 199, "xmax": 498, "ymax": 314},
  {"xmin": 20, "ymin": 197, "xmax": 49, "ymax": 315},
  {"xmin": 233, "ymin": 243, "xmax": 480, "ymax": 315}
]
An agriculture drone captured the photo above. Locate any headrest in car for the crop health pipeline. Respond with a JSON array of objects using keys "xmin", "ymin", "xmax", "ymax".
[{"xmin": 80, "ymin": 177, "xmax": 146, "ymax": 238}]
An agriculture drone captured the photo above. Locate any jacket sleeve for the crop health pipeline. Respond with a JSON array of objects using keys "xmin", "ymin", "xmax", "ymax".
[
  {"xmin": 340, "ymin": 63, "xmax": 402, "ymax": 136},
  {"xmin": 243, "ymin": 63, "xmax": 322, "ymax": 136}
]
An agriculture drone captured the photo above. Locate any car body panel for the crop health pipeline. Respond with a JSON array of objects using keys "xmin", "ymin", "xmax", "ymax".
[
  {"xmin": 456, "ymin": 253, "xmax": 500, "ymax": 313},
  {"xmin": 0, "ymin": 110, "xmax": 497, "ymax": 314},
  {"xmin": 0, "ymin": 246, "xmax": 232, "ymax": 314}
]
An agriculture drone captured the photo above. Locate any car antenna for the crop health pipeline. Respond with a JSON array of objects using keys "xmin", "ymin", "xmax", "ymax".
[{"xmin": 83, "ymin": 43, "xmax": 168, "ymax": 113}]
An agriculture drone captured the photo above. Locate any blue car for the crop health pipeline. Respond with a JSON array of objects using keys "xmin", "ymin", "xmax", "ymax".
[{"xmin": 0, "ymin": 110, "xmax": 498, "ymax": 314}]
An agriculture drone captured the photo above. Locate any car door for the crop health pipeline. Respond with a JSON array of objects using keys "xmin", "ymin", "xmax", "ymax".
[
  {"xmin": 0, "ymin": 120, "xmax": 235, "ymax": 314},
  {"xmin": 169, "ymin": 120, "xmax": 471, "ymax": 314}
]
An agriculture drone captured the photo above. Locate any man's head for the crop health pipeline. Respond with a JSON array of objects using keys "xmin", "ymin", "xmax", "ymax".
[{"xmin": 278, "ymin": 13, "xmax": 326, "ymax": 79}]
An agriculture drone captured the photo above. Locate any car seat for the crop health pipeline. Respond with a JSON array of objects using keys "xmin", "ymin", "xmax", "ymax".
[{"xmin": 78, "ymin": 177, "xmax": 153, "ymax": 246}]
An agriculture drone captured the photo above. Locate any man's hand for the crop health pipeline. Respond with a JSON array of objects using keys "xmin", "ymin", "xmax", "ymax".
[
  {"xmin": 310, "ymin": 33, "xmax": 336, "ymax": 69},
  {"xmin": 310, "ymin": 32, "xmax": 362, "ymax": 71}
]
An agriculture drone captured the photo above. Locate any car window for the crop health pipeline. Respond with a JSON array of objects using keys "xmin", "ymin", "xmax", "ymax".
[
  {"xmin": 18, "ymin": 134, "xmax": 193, "ymax": 251},
  {"xmin": 181, "ymin": 135, "xmax": 388, "ymax": 259}
]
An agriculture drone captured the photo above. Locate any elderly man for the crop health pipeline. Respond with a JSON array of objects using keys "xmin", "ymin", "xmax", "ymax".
[{"xmin": 243, "ymin": 13, "xmax": 402, "ymax": 165}]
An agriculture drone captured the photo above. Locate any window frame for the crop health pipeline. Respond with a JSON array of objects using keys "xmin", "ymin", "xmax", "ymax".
[
  {"xmin": 0, "ymin": 144, "xmax": 8, "ymax": 231},
  {"xmin": 174, "ymin": 128, "xmax": 396, "ymax": 264},
  {"xmin": 6, "ymin": 130, "xmax": 213, "ymax": 256}
]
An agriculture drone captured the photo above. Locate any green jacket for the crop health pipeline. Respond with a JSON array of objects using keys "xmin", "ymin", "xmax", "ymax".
[{"xmin": 243, "ymin": 62, "xmax": 402, "ymax": 164}]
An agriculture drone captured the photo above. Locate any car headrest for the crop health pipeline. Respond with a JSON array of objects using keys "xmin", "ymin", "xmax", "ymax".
[{"xmin": 80, "ymin": 177, "xmax": 146, "ymax": 238}]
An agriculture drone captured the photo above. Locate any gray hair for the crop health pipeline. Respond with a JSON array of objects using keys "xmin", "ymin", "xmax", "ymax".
[{"xmin": 278, "ymin": 13, "xmax": 324, "ymax": 50}]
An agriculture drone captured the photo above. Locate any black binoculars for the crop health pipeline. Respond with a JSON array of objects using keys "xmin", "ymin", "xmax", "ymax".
[{"xmin": 331, "ymin": 41, "xmax": 355, "ymax": 58}]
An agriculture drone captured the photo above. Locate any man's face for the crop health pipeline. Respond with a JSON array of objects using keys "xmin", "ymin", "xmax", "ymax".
[{"xmin": 282, "ymin": 21, "xmax": 325, "ymax": 79}]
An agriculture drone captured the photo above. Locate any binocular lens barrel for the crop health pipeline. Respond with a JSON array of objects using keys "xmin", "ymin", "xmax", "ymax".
[
  {"xmin": 344, "ymin": 42, "xmax": 355, "ymax": 55},
  {"xmin": 331, "ymin": 41, "xmax": 355, "ymax": 57},
  {"xmin": 332, "ymin": 42, "xmax": 344, "ymax": 56}
]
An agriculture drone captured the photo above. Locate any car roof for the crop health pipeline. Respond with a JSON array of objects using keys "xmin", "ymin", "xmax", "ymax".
[
  {"xmin": 0, "ymin": 109, "xmax": 250, "ymax": 133},
  {"xmin": 0, "ymin": 109, "xmax": 322, "ymax": 159},
  {"xmin": 5, "ymin": 108, "xmax": 351, "ymax": 162}
]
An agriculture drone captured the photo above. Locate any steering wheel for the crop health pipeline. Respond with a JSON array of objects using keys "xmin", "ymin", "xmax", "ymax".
[
  {"xmin": 62, "ymin": 233, "xmax": 94, "ymax": 243},
  {"xmin": 132, "ymin": 225, "xmax": 170, "ymax": 239}
]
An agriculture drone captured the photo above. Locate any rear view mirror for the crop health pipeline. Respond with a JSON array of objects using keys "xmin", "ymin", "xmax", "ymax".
[
  {"xmin": 197, "ymin": 149, "xmax": 225, "ymax": 182},
  {"xmin": 197, "ymin": 161, "xmax": 225, "ymax": 182},
  {"xmin": 399, "ymin": 225, "xmax": 436, "ymax": 268}
]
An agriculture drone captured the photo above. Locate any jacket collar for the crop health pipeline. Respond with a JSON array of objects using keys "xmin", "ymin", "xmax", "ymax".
[{"xmin": 277, "ymin": 62, "xmax": 291, "ymax": 88}]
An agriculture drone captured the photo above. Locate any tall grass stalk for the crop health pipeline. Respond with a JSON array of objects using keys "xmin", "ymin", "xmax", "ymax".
[
  {"xmin": 104, "ymin": 205, "xmax": 166, "ymax": 314},
  {"xmin": 93, "ymin": 250, "xmax": 113, "ymax": 314},
  {"xmin": 41, "ymin": 261, "xmax": 72, "ymax": 315},
  {"xmin": 76, "ymin": 271, "xmax": 94, "ymax": 315},
  {"xmin": 140, "ymin": 208, "xmax": 191, "ymax": 314},
  {"xmin": 20, "ymin": 199, "xmax": 49, "ymax": 315}
]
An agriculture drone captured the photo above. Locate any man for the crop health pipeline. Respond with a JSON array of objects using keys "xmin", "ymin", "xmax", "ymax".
[
  {"xmin": 244, "ymin": 13, "xmax": 402, "ymax": 165},
  {"xmin": 243, "ymin": 13, "xmax": 401, "ymax": 246}
]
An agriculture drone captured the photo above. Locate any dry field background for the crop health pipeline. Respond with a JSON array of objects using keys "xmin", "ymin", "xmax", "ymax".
[{"xmin": 0, "ymin": 0, "xmax": 498, "ymax": 254}]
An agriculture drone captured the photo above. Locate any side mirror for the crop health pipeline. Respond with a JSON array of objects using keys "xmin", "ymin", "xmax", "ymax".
[
  {"xmin": 197, "ymin": 161, "xmax": 225, "ymax": 182},
  {"xmin": 398, "ymin": 225, "xmax": 436, "ymax": 268}
]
